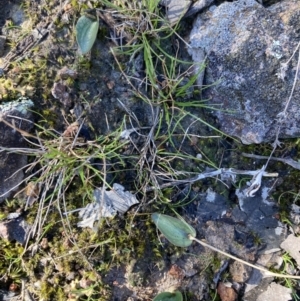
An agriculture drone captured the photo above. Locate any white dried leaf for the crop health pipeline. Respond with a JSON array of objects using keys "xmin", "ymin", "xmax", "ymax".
[
  {"xmin": 278, "ymin": 62, "xmax": 288, "ymax": 81},
  {"xmin": 120, "ymin": 128, "xmax": 136, "ymax": 139},
  {"xmin": 77, "ymin": 201, "xmax": 116, "ymax": 229},
  {"xmin": 244, "ymin": 165, "xmax": 265, "ymax": 197},
  {"xmin": 77, "ymin": 183, "xmax": 139, "ymax": 229},
  {"xmin": 7, "ymin": 212, "xmax": 21, "ymax": 219}
]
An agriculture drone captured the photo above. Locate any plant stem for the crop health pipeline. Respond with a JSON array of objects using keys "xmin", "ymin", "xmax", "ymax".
[{"xmin": 190, "ymin": 236, "xmax": 300, "ymax": 279}]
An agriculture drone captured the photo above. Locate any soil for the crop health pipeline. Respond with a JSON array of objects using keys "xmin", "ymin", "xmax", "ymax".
[{"xmin": 0, "ymin": 1, "xmax": 300, "ymax": 301}]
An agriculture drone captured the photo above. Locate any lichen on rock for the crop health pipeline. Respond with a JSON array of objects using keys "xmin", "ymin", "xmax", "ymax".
[{"xmin": 189, "ymin": 0, "xmax": 300, "ymax": 144}]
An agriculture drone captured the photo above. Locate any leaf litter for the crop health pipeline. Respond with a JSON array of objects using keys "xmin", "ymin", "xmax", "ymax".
[{"xmin": 76, "ymin": 183, "xmax": 139, "ymax": 229}]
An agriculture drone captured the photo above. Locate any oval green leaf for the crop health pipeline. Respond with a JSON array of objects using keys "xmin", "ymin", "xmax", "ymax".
[
  {"xmin": 153, "ymin": 291, "xmax": 183, "ymax": 301},
  {"xmin": 151, "ymin": 213, "xmax": 196, "ymax": 247},
  {"xmin": 76, "ymin": 15, "xmax": 99, "ymax": 54}
]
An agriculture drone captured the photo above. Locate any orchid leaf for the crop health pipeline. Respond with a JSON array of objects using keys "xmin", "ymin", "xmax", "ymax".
[
  {"xmin": 151, "ymin": 213, "xmax": 196, "ymax": 247},
  {"xmin": 76, "ymin": 15, "xmax": 99, "ymax": 54},
  {"xmin": 153, "ymin": 291, "xmax": 183, "ymax": 301}
]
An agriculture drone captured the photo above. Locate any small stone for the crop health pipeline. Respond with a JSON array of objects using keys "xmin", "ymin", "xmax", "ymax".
[
  {"xmin": 217, "ymin": 282, "xmax": 238, "ymax": 301},
  {"xmin": 168, "ymin": 264, "xmax": 185, "ymax": 280},
  {"xmin": 58, "ymin": 66, "xmax": 78, "ymax": 80},
  {"xmin": 280, "ymin": 234, "xmax": 300, "ymax": 267},
  {"xmin": 230, "ymin": 261, "xmax": 250, "ymax": 283},
  {"xmin": 256, "ymin": 282, "xmax": 292, "ymax": 301},
  {"xmin": 51, "ymin": 82, "xmax": 73, "ymax": 107},
  {"xmin": 10, "ymin": 5, "xmax": 25, "ymax": 25},
  {"xmin": 163, "ymin": 0, "xmax": 191, "ymax": 24},
  {"xmin": 0, "ymin": 218, "xmax": 31, "ymax": 244}
]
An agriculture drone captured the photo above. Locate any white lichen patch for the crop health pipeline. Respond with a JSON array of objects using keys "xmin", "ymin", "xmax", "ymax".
[{"xmin": 0, "ymin": 97, "xmax": 34, "ymax": 115}]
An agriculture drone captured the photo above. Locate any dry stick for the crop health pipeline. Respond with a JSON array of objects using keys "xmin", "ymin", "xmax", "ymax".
[
  {"xmin": 242, "ymin": 152, "xmax": 300, "ymax": 170},
  {"xmin": 190, "ymin": 236, "xmax": 300, "ymax": 280},
  {"xmin": 271, "ymin": 42, "xmax": 300, "ymax": 150},
  {"xmin": 0, "ymin": 115, "xmax": 36, "ymax": 138},
  {"xmin": 146, "ymin": 168, "xmax": 278, "ymax": 192}
]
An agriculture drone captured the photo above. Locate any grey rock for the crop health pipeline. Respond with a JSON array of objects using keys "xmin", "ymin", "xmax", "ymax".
[
  {"xmin": 232, "ymin": 187, "xmax": 286, "ymax": 253},
  {"xmin": 10, "ymin": 4, "xmax": 26, "ymax": 25},
  {"xmin": 244, "ymin": 277, "xmax": 274, "ymax": 301},
  {"xmin": 244, "ymin": 251, "xmax": 282, "ymax": 293},
  {"xmin": 189, "ymin": 0, "xmax": 300, "ymax": 144},
  {"xmin": 204, "ymin": 221, "xmax": 259, "ymax": 261},
  {"xmin": 256, "ymin": 282, "xmax": 292, "ymax": 301},
  {"xmin": 230, "ymin": 260, "xmax": 251, "ymax": 282},
  {"xmin": 185, "ymin": 0, "xmax": 215, "ymax": 18},
  {"xmin": 280, "ymin": 234, "xmax": 300, "ymax": 266},
  {"xmin": 290, "ymin": 203, "xmax": 300, "ymax": 226},
  {"xmin": 162, "ymin": 0, "xmax": 191, "ymax": 24},
  {"xmin": 196, "ymin": 189, "xmax": 230, "ymax": 222},
  {"xmin": 0, "ymin": 290, "xmax": 17, "ymax": 301},
  {"xmin": 0, "ymin": 97, "xmax": 34, "ymax": 202},
  {"xmin": 0, "ymin": 217, "xmax": 31, "ymax": 244}
]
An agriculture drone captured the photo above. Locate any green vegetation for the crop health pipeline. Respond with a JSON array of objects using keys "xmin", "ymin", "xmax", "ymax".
[
  {"xmin": 153, "ymin": 290, "xmax": 183, "ymax": 301},
  {"xmin": 0, "ymin": 1, "xmax": 218, "ymax": 299},
  {"xmin": 1, "ymin": 0, "xmax": 300, "ymax": 300}
]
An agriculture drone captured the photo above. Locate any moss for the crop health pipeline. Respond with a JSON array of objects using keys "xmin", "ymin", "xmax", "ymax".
[
  {"xmin": 0, "ymin": 0, "xmax": 263, "ymax": 299},
  {"xmin": 250, "ymin": 231, "xmax": 264, "ymax": 246},
  {"xmin": 97, "ymin": 26, "xmax": 109, "ymax": 41},
  {"xmin": 0, "ymin": 78, "xmax": 18, "ymax": 100},
  {"xmin": 0, "ymin": 240, "xmax": 25, "ymax": 284},
  {"xmin": 40, "ymin": 109, "xmax": 58, "ymax": 128}
]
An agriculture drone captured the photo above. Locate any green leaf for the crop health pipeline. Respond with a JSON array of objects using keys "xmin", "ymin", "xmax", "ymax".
[
  {"xmin": 153, "ymin": 291, "xmax": 183, "ymax": 301},
  {"xmin": 151, "ymin": 213, "xmax": 196, "ymax": 247},
  {"xmin": 76, "ymin": 15, "xmax": 99, "ymax": 54}
]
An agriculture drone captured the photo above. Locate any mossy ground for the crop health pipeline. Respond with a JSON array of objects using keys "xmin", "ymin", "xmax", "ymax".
[{"xmin": 1, "ymin": 0, "xmax": 300, "ymax": 300}]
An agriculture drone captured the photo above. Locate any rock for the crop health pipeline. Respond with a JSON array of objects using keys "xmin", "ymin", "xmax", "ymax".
[
  {"xmin": 217, "ymin": 282, "xmax": 238, "ymax": 301},
  {"xmin": 51, "ymin": 81, "xmax": 73, "ymax": 108},
  {"xmin": 189, "ymin": 0, "xmax": 300, "ymax": 144},
  {"xmin": 280, "ymin": 234, "xmax": 300, "ymax": 266},
  {"xmin": 256, "ymin": 282, "xmax": 292, "ymax": 301},
  {"xmin": 10, "ymin": 4, "xmax": 26, "ymax": 25},
  {"xmin": 0, "ymin": 217, "xmax": 31, "ymax": 244},
  {"xmin": 0, "ymin": 290, "xmax": 16, "ymax": 300},
  {"xmin": 161, "ymin": 0, "xmax": 191, "ymax": 24},
  {"xmin": 290, "ymin": 203, "xmax": 300, "ymax": 226},
  {"xmin": 204, "ymin": 221, "xmax": 259, "ymax": 266},
  {"xmin": 58, "ymin": 66, "xmax": 78, "ymax": 80},
  {"xmin": 0, "ymin": 97, "xmax": 34, "ymax": 202},
  {"xmin": 195, "ymin": 188, "xmax": 230, "ymax": 222},
  {"xmin": 230, "ymin": 261, "xmax": 250, "ymax": 283},
  {"xmin": 244, "ymin": 252, "xmax": 282, "ymax": 293},
  {"xmin": 232, "ymin": 186, "xmax": 286, "ymax": 253},
  {"xmin": 243, "ymin": 277, "xmax": 274, "ymax": 301},
  {"xmin": 185, "ymin": 0, "xmax": 215, "ymax": 18}
]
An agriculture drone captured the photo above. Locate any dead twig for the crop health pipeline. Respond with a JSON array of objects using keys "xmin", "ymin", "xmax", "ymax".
[
  {"xmin": 242, "ymin": 152, "xmax": 300, "ymax": 170},
  {"xmin": 146, "ymin": 166, "xmax": 278, "ymax": 194},
  {"xmin": 191, "ymin": 236, "xmax": 300, "ymax": 279}
]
